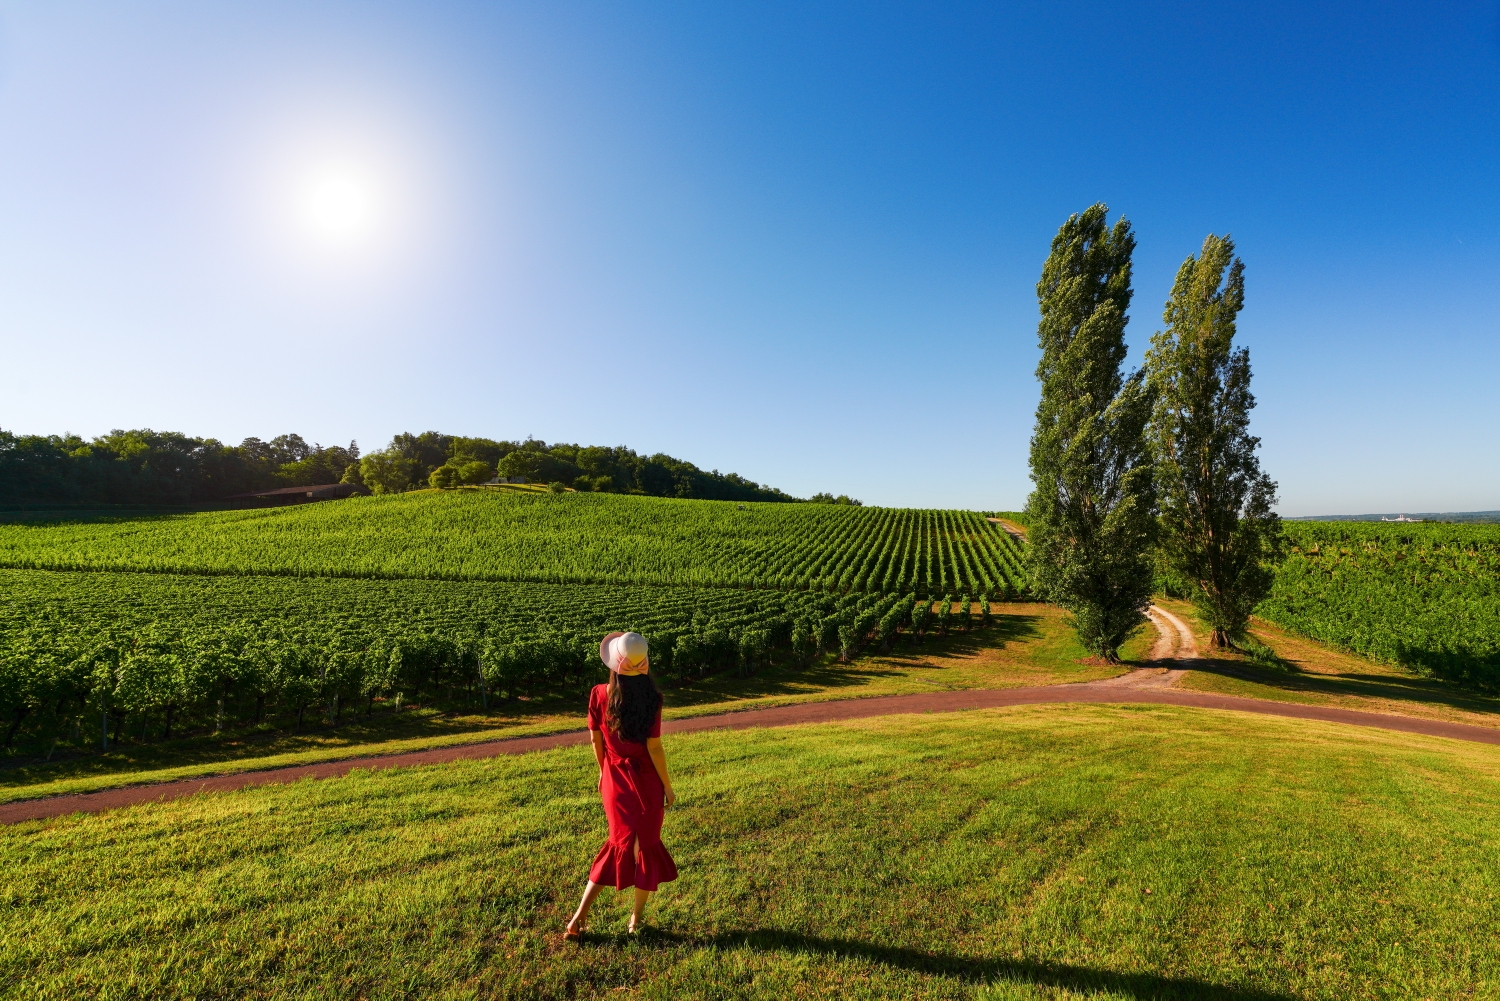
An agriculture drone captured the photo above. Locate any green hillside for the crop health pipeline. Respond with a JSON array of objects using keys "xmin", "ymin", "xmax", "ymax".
[{"xmin": 0, "ymin": 490, "xmax": 1025, "ymax": 594}]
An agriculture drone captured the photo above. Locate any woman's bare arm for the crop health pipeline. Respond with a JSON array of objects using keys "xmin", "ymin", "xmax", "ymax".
[
  {"xmin": 646, "ymin": 737, "xmax": 676, "ymax": 806},
  {"xmin": 591, "ymin": 730, "xmax": 606, "ymax": 769}
]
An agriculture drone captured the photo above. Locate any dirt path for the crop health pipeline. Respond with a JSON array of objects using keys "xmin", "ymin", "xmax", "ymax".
[
  {"xmin": 985, "ymin": 517, "xmax": 1027, "ymax": 543},
  {"xmin": 1103, "ymin": 604, "xmax": 1193, "ymax": 689},
  {"xmin": 7, "ymin": 610, "xmax": 1500, "ymax": 826}
]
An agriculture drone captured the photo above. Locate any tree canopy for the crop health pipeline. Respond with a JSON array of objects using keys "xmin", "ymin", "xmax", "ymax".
[
  {"xmin": 0, "ymin": 429, "xmax": 806, "ymax": 506},
  {"xmin": 1145, "ymin": 234, "xmax": 1282, "ymax": 648},
  {"xmin": 1024, "ymin": 204, "xmax": 1157, "ymax": 662}
]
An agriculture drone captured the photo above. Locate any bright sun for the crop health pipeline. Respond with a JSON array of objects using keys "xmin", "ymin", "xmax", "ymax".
[{"xmin": 295, "ymin": 163, "xmax": 383, "ymax": 247}]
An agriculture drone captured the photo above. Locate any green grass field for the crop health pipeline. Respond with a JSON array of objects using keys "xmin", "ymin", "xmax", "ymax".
[
  {"xmin": 0, "ymin": 604, "xmax": 1149, "ymax": 804},
  {"xmin": 5, "ymin": 705, "xmax": 1499, "ymax": 999}
]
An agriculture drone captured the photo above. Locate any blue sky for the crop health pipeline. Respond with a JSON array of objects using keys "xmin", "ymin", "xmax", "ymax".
[{"xmin": 1, "ymin": 2, "xmax": 1496, "ymax": 514}]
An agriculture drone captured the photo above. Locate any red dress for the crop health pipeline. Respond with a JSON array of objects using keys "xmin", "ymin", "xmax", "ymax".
[{"xmin": 587, "ymin": 684, "xmax": 679, "ymax": 891}]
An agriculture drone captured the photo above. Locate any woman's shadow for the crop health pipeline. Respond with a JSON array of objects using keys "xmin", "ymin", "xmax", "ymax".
[{"xmin": 615, "ymin": 926, "xmax": 1297, "ymax": 1001}]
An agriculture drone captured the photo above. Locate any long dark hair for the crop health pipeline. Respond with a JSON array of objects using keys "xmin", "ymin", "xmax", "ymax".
[{"xmin": 607, "ymin": 670, "xmax": 662, "ymax": 744}]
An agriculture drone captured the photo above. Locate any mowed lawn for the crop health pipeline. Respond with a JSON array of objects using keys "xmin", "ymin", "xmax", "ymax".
[{"xmin": 5, "ymin": 706, "xmax": 1500, "ymax": 999}]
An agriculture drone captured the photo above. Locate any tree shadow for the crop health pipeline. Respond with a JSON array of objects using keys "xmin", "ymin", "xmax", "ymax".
[
  {"xmin": 0, "ymin": 505, "xmax": 240, "ymax": 526},
  {"xmin": 665, "ymin": 661, "xmax": 909, "ymax": 707},
  {"xmin": 663, "ymin": 613, "xmax": 1048, "ymax": 709},
  {"xmin": 615, "ymin": 927, "xmax": 1295, "ymax": 1000},
  {"xmin": 880, "ymin": 612, "xmax": 1046, "ymax": 666},
  {"xmin": 1181, "ymin": 654, "xmax": 1500, "ymax": 718},
  {"xmin": 0, "ymin": 698, "xmax": 585, "ymax": 784}
]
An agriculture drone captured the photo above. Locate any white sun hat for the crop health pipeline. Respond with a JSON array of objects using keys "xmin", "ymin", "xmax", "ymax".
[{"xmin": 599, "ymin": 631, "xmax": 650, "ymax": 672}]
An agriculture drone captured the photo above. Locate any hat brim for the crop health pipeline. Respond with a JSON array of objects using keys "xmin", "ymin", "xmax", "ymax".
[{"xmin": 600, "ymin": 631, "xmax": 626, "ymax": 669}]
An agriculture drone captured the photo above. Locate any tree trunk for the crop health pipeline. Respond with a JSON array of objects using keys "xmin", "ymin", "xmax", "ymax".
[
  {"xmin": 255, "ymin": 693, "xmax": 265, "ymax": 725},
  {"xmin": 164, "ymin": 705, "xmax": 175, "ymax": 741},
  {"xmin": 3, "ymin": 707, "xmax": 27, "ymax": 749}
]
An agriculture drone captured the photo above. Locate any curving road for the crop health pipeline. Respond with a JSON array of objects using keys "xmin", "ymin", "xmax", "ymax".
[{"xmin": 4, "ymin": 607, "xmax": 1499, "ymax": 825}]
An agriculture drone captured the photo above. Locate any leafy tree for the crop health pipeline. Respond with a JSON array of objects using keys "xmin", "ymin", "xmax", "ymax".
[
  {"xmin": 391, "ymin": 432, "xmax": 452, "ymax": 474},
  {"xmin": 498, "ymin": 449, "xmax": 580, "ymax": 485},
  {"xmin": 457, "ymin": 460, "xmax": 493, "ymax": 485},
  {"xmin": 429, "ymin": 465, "xmax": 462, "ymax": 489},
  {"xmin": 1025, "ymin": 204, "xmax": 1157, "ymax": 662},
  {"xmin": 809, "ymin": 493, "xmax": 863, "ymax": 506},
  {"xmin": 449, "ymin": 436, "xmax": 511, "ymax": 468},
  {"xmin": 273, "ymin": 441, "xmax": 360, "ymax": 486},
  {"xmin": 1145, "ymin": 234, "xmax": 1283, "ymax": 649},
  {"xmin": 359, "ymin": 451, "xmax": 415, "ymax": 495}
]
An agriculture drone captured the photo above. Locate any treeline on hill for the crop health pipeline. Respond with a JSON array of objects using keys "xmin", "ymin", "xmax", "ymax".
[
  {"xmin": 0, "ymin": 431, "xmax": 356, "ymax": 507},
  {"xmin": 347, "ymin": 431, "xmax": 800, "ymax": 503},
  {"xmin": 0, "ymin": 428, "xmax": 809, "ymax": 506}
]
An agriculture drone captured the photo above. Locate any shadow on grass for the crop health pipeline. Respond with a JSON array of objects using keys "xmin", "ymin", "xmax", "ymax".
[
  {"xmin": 616, "ymin": 927, "xmax": 1294, "ymax": 1000},
  {"xmin": 664, "ymin": 613, "xmax": 1046, "ymax": 709},
  {"xmin": 0, "ymin": 504, "xmax": 245, "ymax": 526},
  {"xmin": 1181, "ymin": 654, "xmax": 1500, "ymax": 718},
  {"xmin": 880, "ymin": 613, "xmax": 1045, "ymax": 666},
  {"xmin": 0, "ymin": 697, "xmax": 585, "ymax": 788}
]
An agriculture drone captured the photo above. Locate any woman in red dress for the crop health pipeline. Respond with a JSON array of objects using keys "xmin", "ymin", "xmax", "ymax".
[{"xmin": 564, "ymin": 631, "xmax": 678, "ymax": 939}]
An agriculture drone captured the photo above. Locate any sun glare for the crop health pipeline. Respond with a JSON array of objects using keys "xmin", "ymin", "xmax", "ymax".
[{"xmin": 295, "ymin": 163, "xmax": 383, "ymax": 247}]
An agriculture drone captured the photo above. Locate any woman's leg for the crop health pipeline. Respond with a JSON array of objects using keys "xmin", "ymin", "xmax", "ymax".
[
  {"xmin": 629, "ymin": 887, "xmax": 651, "ymax": 930},
  {"xmin": 567, "ymin": 880, "xmax": 604, "ymax": 934},
  {"xmin": 628, "ymin": 836, "xmax": 651, "ymax": 930}
]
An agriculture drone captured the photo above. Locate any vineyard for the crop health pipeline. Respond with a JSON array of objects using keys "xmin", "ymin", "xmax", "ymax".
[
  {"xmin": 1259, "ymin": 521, "xmax": 1500, "ymax": 686},
  {"xmin": 0, "ymin": 490, "xmax": 1029, "ymax": 595},
  {"xmin": 9, "ymin": 486, "xmax": 1500, "ymax": 763},
  {"xmin": 0, "ymin": 493, "xmax": 1024, "ymax": 756}
]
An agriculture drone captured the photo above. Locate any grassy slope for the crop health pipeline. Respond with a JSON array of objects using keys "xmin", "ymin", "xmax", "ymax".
[
  {"xmin": 1161, "ymin": 598, "xmax": 1500, "ymax": 729},
  {"xmin": 5, "ymin": 705, "xmax": 1499, "ymax": 999},
  {"xmin": 0, "ymin": 605, "xmax": 1150, "ymax": 804}
]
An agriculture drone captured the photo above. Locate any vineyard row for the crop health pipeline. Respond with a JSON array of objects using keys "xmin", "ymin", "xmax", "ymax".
[{"xmin": 0, "ymin": 570, "xmax": 995, "ymax": 754}]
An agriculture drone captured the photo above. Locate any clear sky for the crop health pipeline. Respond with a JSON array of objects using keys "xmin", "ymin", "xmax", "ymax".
[{"xmin": 1, "ymin": 2, "xmax": 1496, "ymax": 514}]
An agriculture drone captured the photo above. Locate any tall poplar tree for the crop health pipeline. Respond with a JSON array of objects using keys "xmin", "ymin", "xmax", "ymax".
[
  {"xmin": 1025, "ymin": 205, "xmax": 1157, "ymax": 662},
  {"xmin": 1145, "ymin": 234, "xmax": 1282, "ymax": 649}
]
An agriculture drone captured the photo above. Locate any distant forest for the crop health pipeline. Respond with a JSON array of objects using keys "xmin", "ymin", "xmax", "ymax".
[{"xmin": 0, "ymin": 429, "xmax": 834, "ymax": 506}]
